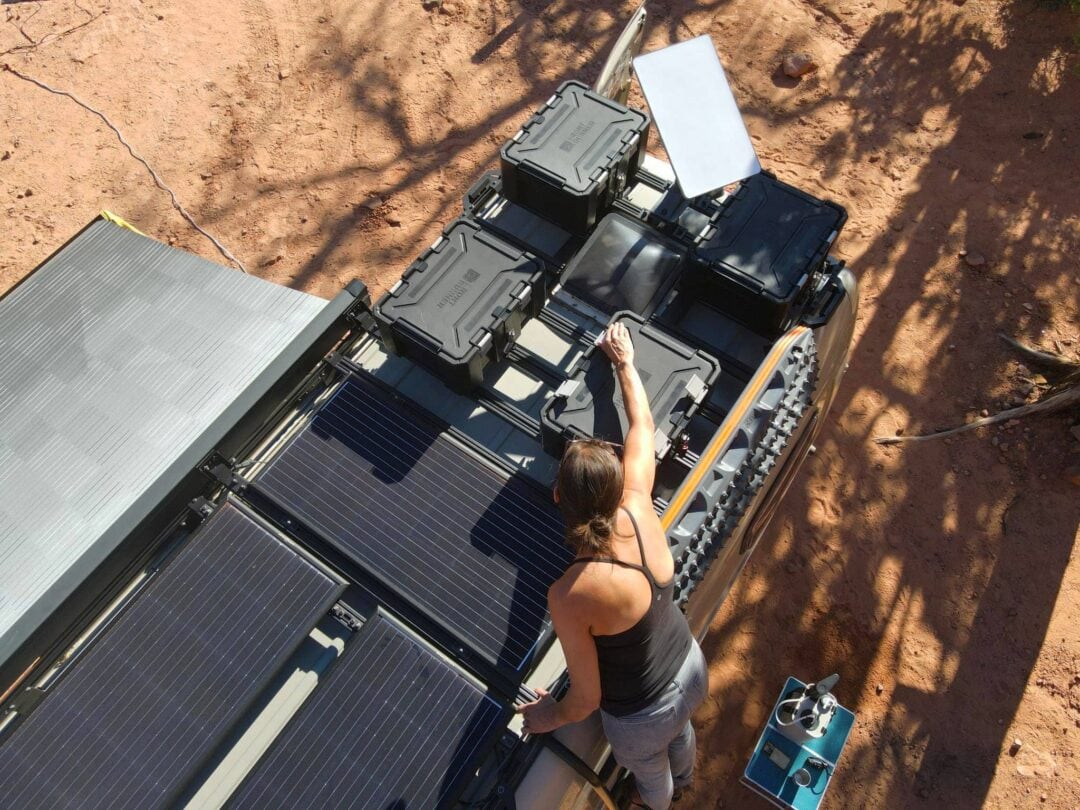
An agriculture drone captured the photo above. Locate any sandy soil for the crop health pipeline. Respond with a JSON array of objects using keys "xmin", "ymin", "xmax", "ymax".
[{"xmin": 2, "ymin": 0, "xmax": 1078, "ymax": 807}]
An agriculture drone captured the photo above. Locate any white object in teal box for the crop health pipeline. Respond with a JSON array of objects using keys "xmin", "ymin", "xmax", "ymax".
[{"xmin": 742, "ymin": 676, "xmax": 855, "ymax": 810}]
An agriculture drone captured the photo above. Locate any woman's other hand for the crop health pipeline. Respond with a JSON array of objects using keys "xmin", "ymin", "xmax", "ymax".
[
  {"xmin": 598, "ymin": 322, "xmax": 634, "ymax": 368},
  {"xmin": 516, "ymin": 687, "xmax": 561, "ymax": 735}
]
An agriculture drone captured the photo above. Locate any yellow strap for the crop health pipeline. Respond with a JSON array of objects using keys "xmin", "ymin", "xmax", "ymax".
[
  {"xmin": 661, "ymin": 325, "xmax": 809, "ymax": 530},
  {"xmin": 100, "ymin": 210, "xmax": 147, "ymax": 237}
]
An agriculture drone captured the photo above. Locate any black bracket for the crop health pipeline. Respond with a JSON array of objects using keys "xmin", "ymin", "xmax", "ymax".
[
  {"xmin": 325, "ymin": 350, "xmax": 360, "ymax": 377},
  {"xmin": 186, "ymin": 497, "xmax": 216, "ymax": 524},
  {"xmin": 329, "ymin": 603, "xmax": 363, "ymax": 633},
  {"xmin": 209, "ymin": 461, "xmax": 238, "ymax": 489},
  {"xmin": 198, "ymin": 452, "xmax": 257, "ymax": 496},
  {"xmin": 346, "ymin": 307, "xmax": 378, "ymax": 335}
]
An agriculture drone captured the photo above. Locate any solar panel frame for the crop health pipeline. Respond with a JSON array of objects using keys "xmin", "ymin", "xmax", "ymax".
[
  {"xmin": 0, "ymin": 500, "xmax": 345, "ymax": 810},
  {"xmin": 0, "ymin": 217, "xmax": 332, "ymax": 676},
  {"xmin": 249, "ymin": 373, "xmax": 571, "ymax": 682},
  {"xmin": 228, "ymin": 612, "xmax": 511, "ymax": 810}
]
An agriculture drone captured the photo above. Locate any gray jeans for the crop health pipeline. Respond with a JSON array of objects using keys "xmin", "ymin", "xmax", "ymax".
[{"xmin": 600, "ymin": 641, "xmax": 709, "ymax": 810}]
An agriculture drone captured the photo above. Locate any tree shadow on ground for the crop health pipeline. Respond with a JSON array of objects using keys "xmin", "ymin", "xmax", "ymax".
[
  {"xmin": 694, "ymin": 1, "xmax": 1079, "ymax": 807},
  {"xmin": 178, "ymin": 0, "xmax": 729, "ymax": 298}
]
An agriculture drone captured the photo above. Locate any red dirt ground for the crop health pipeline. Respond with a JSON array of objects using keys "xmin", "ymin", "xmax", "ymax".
[{"xmin": 2, "ymin": 1, "xmax": 1078, "ymax": 807}]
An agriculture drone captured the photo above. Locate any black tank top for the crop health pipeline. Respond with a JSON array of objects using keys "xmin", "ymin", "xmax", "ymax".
[{"xmin": 570, "ymin": 508, "xmax": 694, "ymax": 716}]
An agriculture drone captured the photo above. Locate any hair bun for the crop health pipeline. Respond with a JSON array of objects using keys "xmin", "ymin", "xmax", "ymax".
[{"xmin": 588, "ymin": 515, "xmax": 612, "ymax": 537}]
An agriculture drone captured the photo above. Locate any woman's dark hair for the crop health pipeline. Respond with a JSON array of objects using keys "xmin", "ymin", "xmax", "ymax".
[{"xmin": 556, "ymin": 439, "xmax": 624, "ymax": 556}]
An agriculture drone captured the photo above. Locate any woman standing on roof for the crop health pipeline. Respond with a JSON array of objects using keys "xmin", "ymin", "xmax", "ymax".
[{"xmin": 518, "ymin": 322, "xmax": 709, "ymax": 810}]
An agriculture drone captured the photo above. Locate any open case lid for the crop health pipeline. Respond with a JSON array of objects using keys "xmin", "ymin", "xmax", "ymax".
[
  {"xmin": 0, "ymin": 217, "xmax": 335, "ymax": 679},
  {"xmin": 593, "ymin": 1, "xmax": 647, "ymax": 104},
  {"xmin": 559, "ymin": 212, "xmax": 686, "ymax": 317},
  {"xmin": 633, "ymin": 35, "xmax": 761, "ymax": 197}
]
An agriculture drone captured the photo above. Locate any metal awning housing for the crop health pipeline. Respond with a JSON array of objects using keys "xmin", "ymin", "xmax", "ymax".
[{"xmin": 0, "ymin": 218, "xmax": 328, "ymax": 676}]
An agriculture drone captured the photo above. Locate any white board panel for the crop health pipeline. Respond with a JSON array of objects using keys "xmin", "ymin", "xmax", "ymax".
[{"xmin": 633, "ymin": 36, "xmax": 761, "ymax": 197}]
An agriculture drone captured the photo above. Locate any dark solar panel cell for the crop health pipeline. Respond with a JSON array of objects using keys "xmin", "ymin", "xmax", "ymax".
[
  {"xmin": 230, "ymin": 614, "xmax": 508, "ymax": 810},
  {"xmin": 0, "ymin": 503, "xmax": 343, "ymax": 810},
  {"xmin": 252, "ymin": 376, "xmax": 569, "ymax": 674}
]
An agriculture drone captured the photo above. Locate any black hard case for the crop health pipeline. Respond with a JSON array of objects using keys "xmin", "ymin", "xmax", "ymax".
[
  {"xmin": 500, "ymin": 81, "xmax": 650, "ymax": 236},
  {"xmin": 689, "ymin": 170, "xmax": 847, "ymax": 335},
  {"xmin": 540, "ymin": 312, "xmax": 720, "ymax": 460},
  {"xmin": 558, "ymin": 212, "xmax": 686, "ymax": 318},
  {"xmin": 375, "ymin": 217, "xmax": 546, "ymax": 391}
]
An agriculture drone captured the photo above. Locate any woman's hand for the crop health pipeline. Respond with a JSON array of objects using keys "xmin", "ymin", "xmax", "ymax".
[
  {"xmin": 516, "ymin": 687, "xmax": 562, "ymax": 735},
  {"xmin": 598, "ymin": 322, "xmax": 634, "ymax": 369}
]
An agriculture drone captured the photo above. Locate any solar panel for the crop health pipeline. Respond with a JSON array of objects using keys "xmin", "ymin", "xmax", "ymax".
[
  {"xmin": 0, "ymin": 218, "xmax": 327, "ymax": 670},
  {"xmin": 0, "ymin": 502, "xmax": 343, "ymax": 810},
  {"xmin": 230, "ymin": 613, "xmax": 508, "ymax": 810},
  {"xmin": 251, "ymin": 375, "xmax": 570, "ymax": 675}
]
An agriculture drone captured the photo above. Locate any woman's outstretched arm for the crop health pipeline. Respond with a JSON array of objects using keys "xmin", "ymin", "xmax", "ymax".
[{"xmin": 598, "ymin": 322, "xmax": 655, "ymax": 497}]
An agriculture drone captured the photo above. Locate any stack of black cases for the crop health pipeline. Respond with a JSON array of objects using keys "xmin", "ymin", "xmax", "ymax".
[
  {"xmin": 375, "ymin": 217, "xmax": 546, "ymax": 392},
  {"xmin": 541, "ymin": 312, "xmax": 720, "ymax": 460},
  {"xmin": 373, "ymin": 88, "xmax": 849, "ymax": 459},
  {"xmin": 500, "ymin": 81, "xmax": 650, "ymax": 236}
]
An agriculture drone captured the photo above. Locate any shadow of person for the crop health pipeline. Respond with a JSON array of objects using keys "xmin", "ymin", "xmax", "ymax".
[{"xmin": 468, "ymin": 471, "xmax": 571, "ymax": 678}]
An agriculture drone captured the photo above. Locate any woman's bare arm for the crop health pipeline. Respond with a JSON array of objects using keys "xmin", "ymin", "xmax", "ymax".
[
  {"xmin": 517, "ymin": 589, "xmax": 601, "ymax": 733},
  {"xmin": 598, "ymin": 322, "xmax": 655, "ymax": 496}
]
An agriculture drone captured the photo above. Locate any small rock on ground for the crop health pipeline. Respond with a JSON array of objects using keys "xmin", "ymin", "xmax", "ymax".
[
  {"xmin": 962, "ymin": 250, "xmax": 986, "ymax": 267},
  {"xmin": 782, "ymin": 52, "xmax": 818, "ymax": 78}
]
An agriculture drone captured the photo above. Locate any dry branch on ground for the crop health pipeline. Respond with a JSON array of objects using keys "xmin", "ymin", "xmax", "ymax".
[{"xmin": 875, "ymin": 334, "xmax": 1080, "ymax": 445}]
